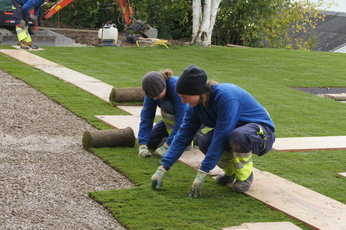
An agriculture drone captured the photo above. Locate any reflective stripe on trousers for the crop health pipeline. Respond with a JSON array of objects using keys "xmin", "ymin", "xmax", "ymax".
[
  {"xmin": 218, "ymin": 151, "xmax": 253, "ymax": 181},
  {"xmin": 16, "ymin": 26, "xmax": 31, "ymax": 42},
  {"xmin": 161, "ymin": 110, "xmax": 175, "ymax": 134}
]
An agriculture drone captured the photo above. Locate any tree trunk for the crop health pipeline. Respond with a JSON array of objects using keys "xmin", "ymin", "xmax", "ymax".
[
  {"xmin": 191, "ymin": 0, "xmax": 222, "ymax": 47},
  {"xmin": 192, "ymin": 0, "xmax": 202, "ymax": 44}
]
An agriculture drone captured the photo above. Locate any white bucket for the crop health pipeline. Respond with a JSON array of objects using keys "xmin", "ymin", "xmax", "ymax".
[{"xmin": 98, "ymin": 24, "xmax": 118, "ymax": 42}]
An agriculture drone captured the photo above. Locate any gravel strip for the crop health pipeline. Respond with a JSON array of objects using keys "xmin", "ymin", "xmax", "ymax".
[{"xmin": 0, "ymin": 71, "xmax": 134, "ymax": 230}]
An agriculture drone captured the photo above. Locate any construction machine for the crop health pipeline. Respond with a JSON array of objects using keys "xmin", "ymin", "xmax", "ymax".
[
  {"xmin": 0, "ymin": 0, "xmax": 157, "ymax": 40},
  {"xmin": 44, "ymin": 0, "xmax": 157, "ymax": 40}
]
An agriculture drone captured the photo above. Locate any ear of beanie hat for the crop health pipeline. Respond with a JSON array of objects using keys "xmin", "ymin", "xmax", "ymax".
[
  {"xmin": 176, "ymin": 65, "xmax": 209, "ymax": 95},
  {"xmin": 142, "ymin": 71, "xmax": 166, "ymax": 98}
]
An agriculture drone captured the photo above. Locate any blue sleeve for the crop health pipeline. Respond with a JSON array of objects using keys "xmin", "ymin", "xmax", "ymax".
[
  {"xmin": 200, "ymin": 97, "xmax": 242, "ymax": 173},
  {"xmin": 161, "ymin": 108, "xmax": 201, "ymax": 169},
  {"xmin": 165, "ymin": 91, "xmax": 187, "ymax": 145},
  {"xmin": 138, "ymin": 97, "xmax": 157, "ymax": 145}
]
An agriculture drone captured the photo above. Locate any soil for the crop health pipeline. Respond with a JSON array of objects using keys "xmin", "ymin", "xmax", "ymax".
[
  {"xmin": 42, "ymin": 27, "xmax": 190, "ymax": 47},
  {"xmin": 0, "ymin": 70, "xmax": 134, "ymax": 229}
]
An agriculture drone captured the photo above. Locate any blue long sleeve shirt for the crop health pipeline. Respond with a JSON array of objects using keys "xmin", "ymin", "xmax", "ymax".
[
  {"xmin": 138, "ymin": 76, "xmax": 188, "ymax": 146},
  {"xmin": 20, "ymin": 0, "xmax": 44, "ymax": 16},
  {"xmin": 161, "ymin": 83, "xmax": 275, "ymax": 173}
]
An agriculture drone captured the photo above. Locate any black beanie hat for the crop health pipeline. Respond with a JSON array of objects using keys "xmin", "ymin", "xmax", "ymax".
[
  {"xmin": 142, "ymin": 71, "xmax": 166, "ymax": 98},
  {"xmin": 176, "ymin": 65, "xmax": 209, "ymax": 95}
]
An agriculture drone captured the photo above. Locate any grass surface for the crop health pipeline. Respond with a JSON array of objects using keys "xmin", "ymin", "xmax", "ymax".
[{"xmin": 1, "ymin": 45, "xmax": 345, "ymax": 229}]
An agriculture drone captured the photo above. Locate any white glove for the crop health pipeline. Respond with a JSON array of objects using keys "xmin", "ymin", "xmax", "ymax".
[
  {"xmin": 29, "ymin": 14, "xmax": 38, "ymax": 22},
  {"xmin": 151, "ymin": 165, "xmax": 166, "ymax": 190},
  {"xmin": 188, "ymin": 169, "xmax": 208, "ymax": 198},
  {"xmin": 154, "ymin": 143, "xmax": 169, "ymax": 157},
  {"xmin": 18, "ymin": 19, "xmax": 26, "ymax": 28},
  {"xmin": 138, "ymin": 145, "xmax": 151, "ymax": 157}
]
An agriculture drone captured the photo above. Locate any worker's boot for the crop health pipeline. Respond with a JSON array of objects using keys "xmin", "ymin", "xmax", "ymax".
[
  {"xmin": 216, "ymin": 173, "xmax": 236, "ymax": 186},
  {"xmin": 19, "ymin": 41, "xmax": 30, "ymax": 49},
  {"xmin": 232, "ymin": 172, "xmax": 253, "ymax": 193},
  {"xmin": 27, "ymin": 42, "xmax": 39, "ymax": 49}
]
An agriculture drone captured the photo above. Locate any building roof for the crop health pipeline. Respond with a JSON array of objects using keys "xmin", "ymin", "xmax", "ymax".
[{"xmin": 301, "ymin": 11, "xmax": 346, "ymax": 52}]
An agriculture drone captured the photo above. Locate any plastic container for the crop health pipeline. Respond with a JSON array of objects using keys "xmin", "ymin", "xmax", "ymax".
[{"xmin": 98, "ymin": 24, "xmax": 118, "ymax": 42}]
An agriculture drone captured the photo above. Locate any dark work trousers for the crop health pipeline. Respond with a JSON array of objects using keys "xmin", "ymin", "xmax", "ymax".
[
  {"xmin": 147, "ymin": 101, "xmax": 174, "ymax": 150},
  {"xmin": 11, "ymin": 0, "xmax": 28, "ymax": 25},
  {"xmin": 198, "ymin": 123, "xmax": 275, "ymax": 156}
]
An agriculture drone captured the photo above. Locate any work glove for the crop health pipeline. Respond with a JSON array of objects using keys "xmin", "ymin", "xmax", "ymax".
[
  {"xmin": 29, "ymin": 14, "xmax": 38, "ymax": 22},
  {"xmin": 18, "ymin": 19, "xmax": 26, "ymax": 28},
  {"xmin": 138, "ymin": 145, "xmax": 151, "ymax": 157},
  {"xmin": 151, "ymin": 165, "xmax": 166, "ymax": 190},
  {"xmin": 188, "ymin": 169, "xmax": 208, "ymax": 198},
  {"xmin": 154, "ymin": 143, "xmax": 169, "ymax": 157}
]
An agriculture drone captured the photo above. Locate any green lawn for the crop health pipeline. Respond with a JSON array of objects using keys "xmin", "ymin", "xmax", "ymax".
[{"xmin": 0, "ymin": 45, "xmax": 345, "ymax": 230}]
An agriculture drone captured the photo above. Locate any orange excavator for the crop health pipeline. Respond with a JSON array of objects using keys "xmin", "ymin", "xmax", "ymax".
[{"xmin": 43, "ymin": 0, "xmax": 157, "ymax": 38}]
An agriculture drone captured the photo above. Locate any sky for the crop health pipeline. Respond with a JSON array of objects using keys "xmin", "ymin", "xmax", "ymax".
[{"xmin": 307, "ymin": 0, "xmax": 346, "ymax": 12}]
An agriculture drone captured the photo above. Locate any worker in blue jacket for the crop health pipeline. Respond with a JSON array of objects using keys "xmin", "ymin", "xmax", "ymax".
[
  {"xmin": 138, "ymin": 70, "xmax": 189, "ymax": 158},
  {"xmin": 11, "ymin": 0, "xmax": 55, "ymax": 49},
  {"xmin": 151, "ymin": 65, "xmax": 275, "ymax": 197}
]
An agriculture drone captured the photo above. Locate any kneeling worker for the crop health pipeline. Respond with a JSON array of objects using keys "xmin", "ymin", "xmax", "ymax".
[
  {"xmin": 151, "ymin": 65, "xmax": 275, "ymax": 197},
  {"xmin": 138, "ymin": 69, "xmax": 188, "ymax": 158}
]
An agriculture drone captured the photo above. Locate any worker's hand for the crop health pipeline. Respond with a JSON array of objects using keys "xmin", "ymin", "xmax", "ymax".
[
  {"xmin": 151, "ymin": 165, "xmax": 166, "ymax": 190},
  {"xmin": 29, "ymin": 14, "xmax": 38, "ymax": 22},
  {"xmin": 138, "ymin": 144, "xmax": 151, "ymax": 157},
  {"xmin": 154, "ymin": 143, "xmax": 169, "ymax": 157},
  {"xmin": 188, "ymin": 169, "xmax": 208, "ymax": 198}
]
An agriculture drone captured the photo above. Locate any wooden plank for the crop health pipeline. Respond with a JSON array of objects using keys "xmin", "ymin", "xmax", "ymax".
[
  {"xmin": 324, "ymin": 93, "xmax": 346, "ymax": 101},
  {"xmin": 0, "ymin": 50, "xmax": 113, "ymax": 103},
  {"xmin": 337, "ymin": 172, "xmax": 346, "ymax": 178},
  {"xmin": 117, "ymin": 105, "xmax": 160, "ymax": 116},
  {"xmin": 247, "ymin": 169, "xmax": 346, "ymax": 230},
  {"xmin": 221, "ymin": 222, "xmax": 302, "ymax": 230},
  {"xmin": 180, "ymin": 149, "xmax": 346, "ymax": 229},
  {"xmin": 170, "ymin": 147, "xmax": 346, "ymax": 229},
  {"xmin": 178, "ymin": 148, "xmax": 223, "ymax": 176},
  {"xmin": 95, "ymin": 115, "xmax": 140, "ymax": 138},
  {"xmin": 273, "ymin": 136, "xmax": 346, "ymax": 151},
  {"xmin": 0, "ymin": 49, "xmax": 58, "ymax": 66}
]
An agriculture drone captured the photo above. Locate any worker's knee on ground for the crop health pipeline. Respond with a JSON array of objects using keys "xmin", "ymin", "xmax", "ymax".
[{"xmin": 228, "ymin": 129, "xmax": 251, "ymax": 153}]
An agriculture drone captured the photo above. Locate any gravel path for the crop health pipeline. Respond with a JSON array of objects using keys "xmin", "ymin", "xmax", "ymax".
[{"xmin": 0, "ymin": 71, "xmax": 134, "ymax": 229}]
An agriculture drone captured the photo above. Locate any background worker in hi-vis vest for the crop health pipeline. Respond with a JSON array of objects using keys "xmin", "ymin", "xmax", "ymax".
[
  {"xmin": 138, "ymin": 70, "xmax": 189, "ymax": 158},
  {"xmin": 11, "ymin": 0, "xmax": 54, "ymax": 49},
  {"xmin": 151, "ymin": 64, "xmax": 276, "ymax": 197}
]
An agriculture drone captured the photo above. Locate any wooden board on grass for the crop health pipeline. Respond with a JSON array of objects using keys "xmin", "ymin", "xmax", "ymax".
[
  {"xmin": 272, "ymin": 136, "xmax": 346, "ymax": 151},
  {"xmin": 176, "ymin": 148, "xmax": 346, "ymax": 230},
  {"xmin": 96, "ymin": 115, "xmax": 140, "ymax": 137},
  {"xmin": 0, "ymin": 49, "xmax": 113, "ymax": 103},
  {"xmin": 221, "ymin": 222, "xmax": 302, "ymax": 230},
  {"xmin": 337, "ymin": 172, "xmax": 346, "ymax": 178}
]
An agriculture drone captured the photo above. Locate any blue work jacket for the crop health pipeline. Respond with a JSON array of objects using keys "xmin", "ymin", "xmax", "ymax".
[
  {"xmin": 138, "ymin": 76, "xmax": 188, "ymax": 146},
  {"xmin": 20, "ymin": 0, "xmax": 44, "ymax": 16},
  {"xmin": 162, "ymin": 83, "xmax": 275, "ymax": 173}
]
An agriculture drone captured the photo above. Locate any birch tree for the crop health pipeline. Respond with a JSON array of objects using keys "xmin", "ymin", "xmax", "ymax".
[{"xmin": 192, "ymin": 0, "xmax": 222, "ymax": 47}]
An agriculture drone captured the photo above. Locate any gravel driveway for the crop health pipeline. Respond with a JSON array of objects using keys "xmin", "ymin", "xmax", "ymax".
[{"xmin": 0, "ymin": 71, "xmax": 134, "ymax": 229}]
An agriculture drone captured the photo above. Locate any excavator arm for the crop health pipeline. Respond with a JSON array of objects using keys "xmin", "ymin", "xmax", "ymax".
[
  {"xmin": 43, "ymin": 0, "xmax": 74, "ymax": 19},
  {"xmin": 43, "ymin": 0, "xmax": 132, "ymax": 22}
]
